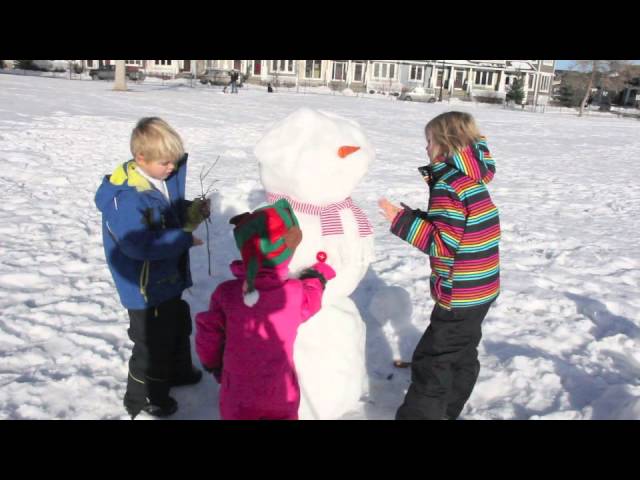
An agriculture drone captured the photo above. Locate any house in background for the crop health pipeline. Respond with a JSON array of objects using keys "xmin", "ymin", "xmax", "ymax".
[
  {"xmin": 82, "ymin": 60, "xmax": 199, "ymax": 77},
  {"xmin": 364, "ymin": 60, "xmax": 403, "ymax": 93},
  {"xmin": 6, "ymin": 59, "xmax": 557, "ymax": 106},
  {"xmin": 616, "ymin": 65, "xmax": 640, "ymax": 107},
  {"xmin": 390, "ymin": 60, "xmax": 555, "ymax": 105},
  {"xmin": 618, "ymin": 76, "xmax": 640, "ymax": 107},
  {"xmin": 210, "ymin": 60, "xmax": 368, "ymax": 91}
]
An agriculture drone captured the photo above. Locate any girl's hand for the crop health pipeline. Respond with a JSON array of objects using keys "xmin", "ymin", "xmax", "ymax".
[{"xmin": 378, "ymin": 198, "xmax": 402, "ymax": 222}]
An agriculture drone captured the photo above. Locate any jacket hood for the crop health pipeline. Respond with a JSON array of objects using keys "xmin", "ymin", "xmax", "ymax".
[
  {"xmin": 440, "ymin": 137, "xmax": 496, "ymax": 185},
  {"xmin": 95, "ymin": 160, "xmax": 154, "ymax": 212}
]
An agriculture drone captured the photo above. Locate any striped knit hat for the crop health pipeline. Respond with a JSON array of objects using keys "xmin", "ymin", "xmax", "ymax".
[{"xmin": 229, "ymin": 198, "xmax": 302, "ymax": 307}]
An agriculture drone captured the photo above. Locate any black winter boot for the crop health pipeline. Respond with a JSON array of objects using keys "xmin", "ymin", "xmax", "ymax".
[{"xmin": 124, "ymin": 393, "xmax": 178, "ymax": 419}]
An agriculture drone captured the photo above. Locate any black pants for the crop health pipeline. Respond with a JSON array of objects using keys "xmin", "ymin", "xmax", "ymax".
[
  {"xmin": 396, "ymin": 302, "xmax": 491, "ymax": 420},
  {"xmin": 125, "ymin": 296, "xmax": 193, "ymax": 408}
]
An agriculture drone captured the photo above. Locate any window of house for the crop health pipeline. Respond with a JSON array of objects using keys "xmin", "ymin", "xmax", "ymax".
[
  {"xmin": 372, "ymin": 62, "xmax": 396, "ymax": 80},
  {"xmin": 87, "ymin": 60, "xmax": 94, "ymax": 68},
  {"xmin": 305, "ymin": 60, "xmax": 322, "ymax": 79},
  {"xmin": 437, "ymin": 69, "xmax": 444, "ymax": 87},
  {"xmin": 528, "ymin": 75, "xmax": 534, "ymax": 89},
  {"xmin": 474, "ymin": 70, "xmax": 494, "ymax": 86},
  {"xmin": 410, "ymin": 65, "xmax": 424, "ymax": 81},
  {"xmin": 353, "ymin": 62, "xmax": 364, "ymax": 82},
  {"xmin": 332, "ymin": 62, "xmax": 347, "ymax": 81},
  {"xmin": 540, "ymin": 75, "xmax": 550, "ymax": 91},
  {"xmin": 272, "ymin": 60, "xmax": 295, "ymax": 73}
]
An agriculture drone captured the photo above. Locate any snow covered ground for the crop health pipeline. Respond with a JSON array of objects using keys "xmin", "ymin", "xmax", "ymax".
[{"xmin": 1, "ymin": 73, "xmax": 639, "ymax": 420}]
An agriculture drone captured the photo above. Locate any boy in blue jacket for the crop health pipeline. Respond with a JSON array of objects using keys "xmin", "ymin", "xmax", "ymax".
[{"xmin": 95, "ymin": 117, "xmax": 210, "ymax": 419}]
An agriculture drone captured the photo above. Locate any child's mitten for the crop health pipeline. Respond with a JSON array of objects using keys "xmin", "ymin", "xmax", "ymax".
[
  {"xmin": 183, "ymin": 197, "xmax": 210, "ymax": 232},
  {"xmin": 298, "ymin": 252, "xmax": 336, "ymax": 289}
]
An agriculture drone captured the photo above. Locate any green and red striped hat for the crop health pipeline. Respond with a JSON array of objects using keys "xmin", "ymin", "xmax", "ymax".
[{"xmin": 230, "ymin": 198, "xmax": 302, "ymax": 306}]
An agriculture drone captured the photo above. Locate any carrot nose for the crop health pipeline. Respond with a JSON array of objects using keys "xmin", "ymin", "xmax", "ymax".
[{"xmin": 338, "ymin": 145, "xmax": 360, "ymax": 158}]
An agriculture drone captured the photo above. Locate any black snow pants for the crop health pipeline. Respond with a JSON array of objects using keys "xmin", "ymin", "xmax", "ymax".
[
  {"xmin": 124, "ymin": 296, "xmax": 194, "ymax": 409},
  {"xmin": 396, "ymin": 302, "xmax": 491, "ymax": 420}
]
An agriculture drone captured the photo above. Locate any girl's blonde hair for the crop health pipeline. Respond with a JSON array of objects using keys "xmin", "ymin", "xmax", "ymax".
[
  {"xmin": 130, "ymin": 117, "xmax": 185, "ymax": 163},
  {"xmin": 425, "ymin": 111, "xmax": 482, "ymax": 158}
]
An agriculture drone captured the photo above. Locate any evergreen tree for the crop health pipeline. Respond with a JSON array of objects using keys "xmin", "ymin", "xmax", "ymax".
[
  {"xmin": 506, "ymin": 76, "xmax": 525, "ymax": 104},
  {"xmin": 558, "ymin": 84, "xmax": 579, "ymax": 107},
  {"xmin": 14, "ymin": 60, "xmax": 35, "ymax": 70}
]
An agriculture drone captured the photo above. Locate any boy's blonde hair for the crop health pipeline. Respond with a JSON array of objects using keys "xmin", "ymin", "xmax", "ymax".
[
  {"xmin": 130, "ymin": 117, "xmax": 185, "ymax": 163},
  {"xmin": 425, "ymin": 111, "xmax": 482, "ymax": 157}
]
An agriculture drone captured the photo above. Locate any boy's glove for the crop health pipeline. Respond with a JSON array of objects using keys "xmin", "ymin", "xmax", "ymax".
[{"xmin": 183, "ymin": 197, "xmax": 211, "ymax": 232}]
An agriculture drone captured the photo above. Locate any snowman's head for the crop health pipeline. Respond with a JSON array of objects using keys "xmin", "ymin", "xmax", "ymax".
[{"xmin": 255, "ymin": 108, "xmax": 374, "ymax": 205}]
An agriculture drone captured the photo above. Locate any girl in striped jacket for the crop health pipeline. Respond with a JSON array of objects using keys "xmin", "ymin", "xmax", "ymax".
[{"xmin": 379, "ymin": 111, "xmax": 500, "ymax": 420}]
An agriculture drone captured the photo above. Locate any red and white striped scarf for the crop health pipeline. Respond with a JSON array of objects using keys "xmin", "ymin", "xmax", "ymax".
[{"xmin": 266, "ymin": 192, "xmax": 373, "ymax": 237}]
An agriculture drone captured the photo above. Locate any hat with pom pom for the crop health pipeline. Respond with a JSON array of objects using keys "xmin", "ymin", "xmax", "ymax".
[{"xmin": 229, "ymin": 198, "xmax": 302, "ymax": 307}]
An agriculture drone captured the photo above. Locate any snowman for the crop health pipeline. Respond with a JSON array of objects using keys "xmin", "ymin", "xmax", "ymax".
[{"xmin": 254, "ymin": 108, "xmax": 375, "ymax": 419}]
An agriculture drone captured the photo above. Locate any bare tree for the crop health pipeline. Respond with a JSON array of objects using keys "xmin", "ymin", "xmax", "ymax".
[{"xmin": 576, "ymin": 60, "xmax": 631, "ymax": 116}]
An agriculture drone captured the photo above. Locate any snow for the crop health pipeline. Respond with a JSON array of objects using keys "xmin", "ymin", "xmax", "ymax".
[{"xmin": 1, "ymin": 73, "xmax": 639, "ymax": 420}]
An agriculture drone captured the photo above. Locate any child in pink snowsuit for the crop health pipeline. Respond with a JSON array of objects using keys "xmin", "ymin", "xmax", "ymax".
[{"xmin": 195, "ymin": 199, "xmax": 335, "ymax": 420}]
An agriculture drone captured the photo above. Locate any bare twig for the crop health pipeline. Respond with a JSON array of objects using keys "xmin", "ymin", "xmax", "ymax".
[
  {"xmin": 199, "ymin": 157, "xmax": 220, "ymax": 276},
  {"xmin": 204, "ymin": 216, "xmax": 212, "ymax": 276},
  {"xmin": 199, "ymin": 156, "xmax": 220, "ymax": 185}
]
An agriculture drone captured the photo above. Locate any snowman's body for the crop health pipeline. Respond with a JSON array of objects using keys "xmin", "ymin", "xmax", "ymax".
[{"xmin": 255, "ymin": 108, "xmax": 375, "ymax": 419}]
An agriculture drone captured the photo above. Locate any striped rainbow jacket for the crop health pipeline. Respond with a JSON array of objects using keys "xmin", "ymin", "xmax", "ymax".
[{"xmin": 390, "ymin": 137, "xmax": 500, "ymax": 310}]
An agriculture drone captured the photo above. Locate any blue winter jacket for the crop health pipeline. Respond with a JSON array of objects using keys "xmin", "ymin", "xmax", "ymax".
[{"xmin": 95, "ymin": 156, "xmax": 194, "ymax": 309}]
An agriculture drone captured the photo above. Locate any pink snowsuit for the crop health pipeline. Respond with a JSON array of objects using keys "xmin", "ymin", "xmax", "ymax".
[{"xmin": 195, "ymin": 259, "xmax": 335, "ymax": 420}]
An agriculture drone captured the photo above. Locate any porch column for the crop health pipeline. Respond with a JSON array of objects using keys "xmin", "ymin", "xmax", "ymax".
[
  {"xmin": 430, "ymin": 63, "xmax": 438, "ymax": 89},
  {"xmin": 497, "ymin": 70, "xmax": 506, "ymax": 92},
  {"xmin": 449, "ymin": 66, "xmax": 455, "ymax": 94}
]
